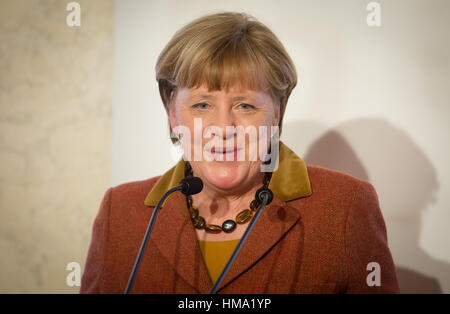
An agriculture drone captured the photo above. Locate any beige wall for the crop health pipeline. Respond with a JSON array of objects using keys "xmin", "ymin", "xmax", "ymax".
[{"xmin": 0, "ymin": 0, "xmax": 113, "ymax": 293}]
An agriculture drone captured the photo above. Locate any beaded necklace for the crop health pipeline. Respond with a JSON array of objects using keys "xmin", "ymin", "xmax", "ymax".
[{"xmin": 184, "ymin": 162, "xmax": 272, "ymax": 233}]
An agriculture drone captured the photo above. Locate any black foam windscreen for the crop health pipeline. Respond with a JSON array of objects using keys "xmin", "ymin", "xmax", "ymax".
[{"xmin": 180, "ymin": 176, "xmax": 203, "ymax": 195}]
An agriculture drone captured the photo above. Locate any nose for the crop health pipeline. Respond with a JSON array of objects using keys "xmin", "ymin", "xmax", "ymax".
[{"xmin": 209, "ymin": 107, "xmax": 236, "ymax": 140}]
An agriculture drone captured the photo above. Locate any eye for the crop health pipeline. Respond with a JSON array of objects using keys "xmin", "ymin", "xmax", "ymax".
[
  {"xmin": 237, "ymin": 103, "xmax": 256, "ymax": 110},
  {"xmin": 192, "ymin": 102, "xmax": 210, "ymax": 110}
]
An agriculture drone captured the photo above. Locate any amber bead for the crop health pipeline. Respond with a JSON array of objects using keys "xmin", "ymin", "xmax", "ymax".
[
  {"xmin": 193, "ymin": 216, "xmax": 205, "ymax": 229},
  {"xmin": 250, "ymin": 199, "xmax": 260, "ymax": 211},
  {"xmin": 189, "ymin": 206, "xmax": 199, "ymax": 219},
  {"xmin": 205, "ymin": 224, "xmax": 222, "ymax": 233},
  {"xmin": 236, "ymin": 209, "xmax": 253, "ymax": 224},
  {"xmin": 222, "ymin": 220, "xmax": 237, "ymax": 233}
]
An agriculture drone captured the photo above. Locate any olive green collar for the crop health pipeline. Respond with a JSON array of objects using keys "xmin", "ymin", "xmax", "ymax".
[{"xmin": 144, "ymin": 141, "xmax": 312, "ymax": 206}]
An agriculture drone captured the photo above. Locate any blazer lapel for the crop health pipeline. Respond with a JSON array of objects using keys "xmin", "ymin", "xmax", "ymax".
[
  {"xmin": 148, "ymin": 190, "xmax": 213, "ymax": 293},
  {"xmin": 214, "ymin": 195, "xmax": 301, "ymax": 292}
]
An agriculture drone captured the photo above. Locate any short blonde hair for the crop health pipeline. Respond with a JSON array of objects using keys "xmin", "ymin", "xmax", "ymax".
[{"xmin": 155, "ymin": 11, "xmax": 297, "ymax": 143}]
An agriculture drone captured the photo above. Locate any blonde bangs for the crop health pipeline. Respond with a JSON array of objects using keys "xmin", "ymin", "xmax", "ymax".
[{"xmin": 175, "ymin": 37, "xmax": 271, "ymax": 96}]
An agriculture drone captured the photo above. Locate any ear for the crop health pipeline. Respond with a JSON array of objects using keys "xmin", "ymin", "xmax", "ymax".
[
  {"xmin": 169, "ymin": 106, "xmax": 177, "ymax": 132},
  {"xmin": 272, "ymin": 101, "xmax": 281, "ymax": 127},
  {"xmin": 168, "ymin": 90, "xmax": 178, "ymax": 129}
]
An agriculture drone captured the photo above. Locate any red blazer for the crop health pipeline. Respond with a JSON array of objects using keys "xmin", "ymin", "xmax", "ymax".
[{"xmin": 80, "ymin": 142, "xmax": 399, "ymax": 293}]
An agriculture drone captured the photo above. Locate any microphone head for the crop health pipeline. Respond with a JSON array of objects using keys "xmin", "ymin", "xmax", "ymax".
[
  {"xmin": 255, "ymin": 187, "xmax": 274, "ymax": 205},
  {"xmin": 180, "ymin": 177, "xmax": 203, "ymax": 195}
]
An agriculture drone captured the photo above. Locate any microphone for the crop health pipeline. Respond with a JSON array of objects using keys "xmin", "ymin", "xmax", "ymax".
[
  {"xmin": 124, "ymin": 176, "xmax": 203, "ymax": 294},
  {"xmin": 209, "ymin": 186, "xmax": 274, "ymax": 294},
  {"xmin": 180, "ymin": 176, "xmax": 203, "ymax": 195}
]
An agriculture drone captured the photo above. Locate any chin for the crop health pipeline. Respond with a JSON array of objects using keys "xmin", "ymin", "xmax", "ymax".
[{"xmin": 201, "ymin": 161, "xmax": 248, "ymax": 191}]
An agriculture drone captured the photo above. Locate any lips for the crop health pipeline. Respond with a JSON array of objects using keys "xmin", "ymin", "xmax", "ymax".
[
  {"xmin": 211, "ymin": 147, "xmax": 239, "ymax": 154},
  {"xmin": 207, "ymin": 147, "xmax": 244, "ymax": 161}
]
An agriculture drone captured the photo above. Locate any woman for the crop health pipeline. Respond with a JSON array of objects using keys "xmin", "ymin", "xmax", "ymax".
[{"xmin": 80, "ymin": 11, "xmax": 399, "ymax": 293}]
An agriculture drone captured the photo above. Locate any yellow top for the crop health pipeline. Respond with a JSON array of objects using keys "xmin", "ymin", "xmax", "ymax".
[{"xmin": 198, "ymin": 239, "xmax": 241, "ymax": 284}]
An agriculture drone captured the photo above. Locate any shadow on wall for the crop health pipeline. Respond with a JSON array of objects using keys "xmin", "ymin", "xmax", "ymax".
[{"xmin": 282, "ymin": 118, "xmax": 448, "ymax": 293}]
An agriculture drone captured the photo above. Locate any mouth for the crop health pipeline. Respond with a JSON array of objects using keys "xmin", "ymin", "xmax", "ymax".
[
  {"xmin": 207, "ymin": 147, "xmax": 244, "ymax": 161},
  {"xmin": 210, "ymin": 147, "xmax": 240, "ymax": 154}
]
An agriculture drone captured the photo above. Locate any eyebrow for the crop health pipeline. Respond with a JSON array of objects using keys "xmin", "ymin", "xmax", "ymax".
[{"xmin": 191, "ymin": 94, "xmax": 253, "ymax": 101}]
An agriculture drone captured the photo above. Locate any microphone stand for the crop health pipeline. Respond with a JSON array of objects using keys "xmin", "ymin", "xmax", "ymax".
[
  {"xmin": 209, "ymin": 188, "xmax": 273, "ymax": 294},
  {"xmin": 124, "ymin": 185, "xmax": 182, "ymax": 294}
]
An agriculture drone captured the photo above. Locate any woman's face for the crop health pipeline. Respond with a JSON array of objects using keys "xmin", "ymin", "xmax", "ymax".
[{"xmin": 169, "ymin": 84, "xmax": 279, "ymax": 193}]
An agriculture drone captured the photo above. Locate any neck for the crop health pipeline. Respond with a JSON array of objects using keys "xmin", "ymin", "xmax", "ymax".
[{"xmin": 191, "ymin": 172, "xmax": 265, "ymax": 221}]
